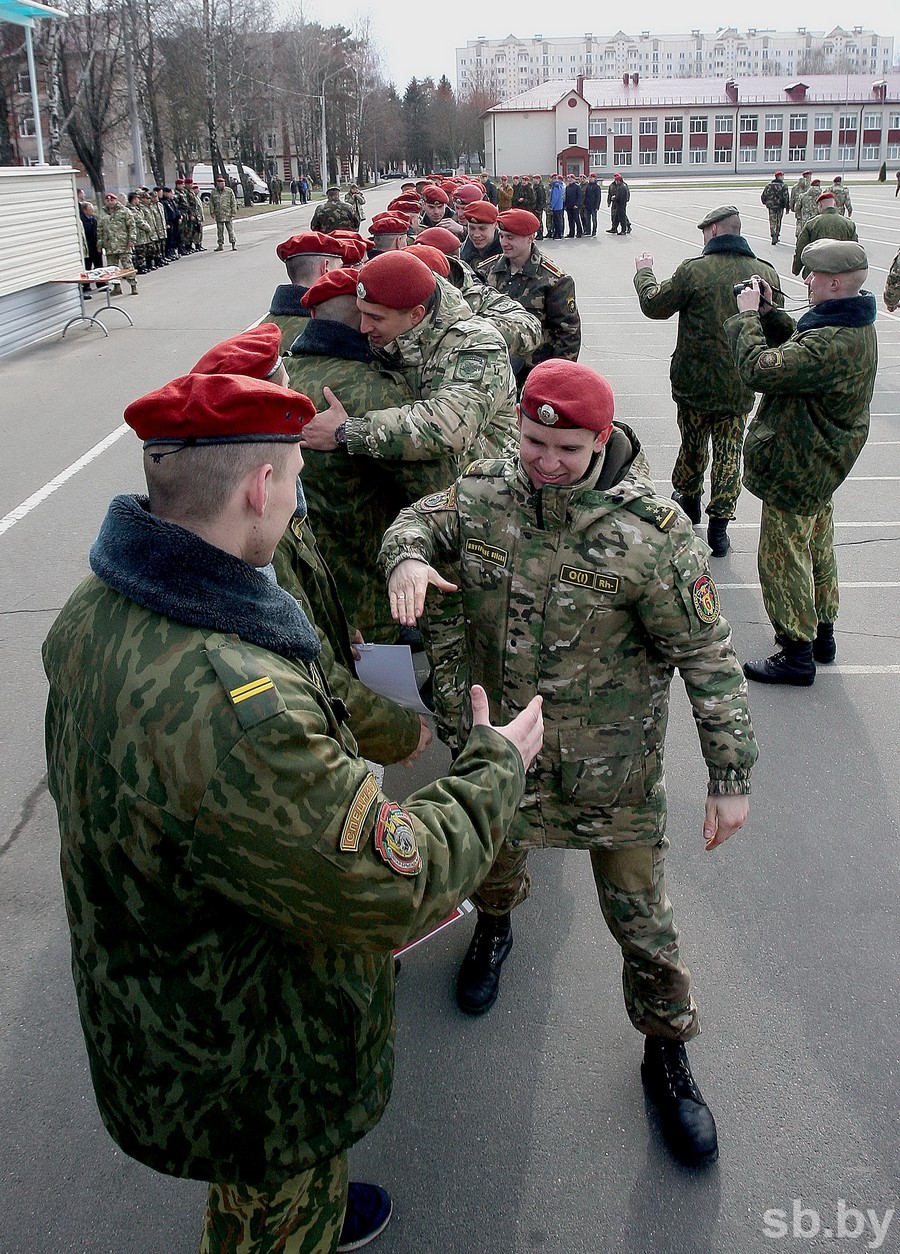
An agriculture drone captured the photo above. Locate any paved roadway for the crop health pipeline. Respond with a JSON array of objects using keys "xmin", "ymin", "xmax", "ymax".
[{"xmin": 1, "ymin": 180, "xmax": 898, "ymax": 1254}]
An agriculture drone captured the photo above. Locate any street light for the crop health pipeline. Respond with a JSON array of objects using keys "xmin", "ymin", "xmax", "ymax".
[{"xmin": 320, "ymin": 65, "xmax": 345, "ymax": 191}]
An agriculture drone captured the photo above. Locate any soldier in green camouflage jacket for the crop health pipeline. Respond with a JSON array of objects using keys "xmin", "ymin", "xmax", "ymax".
[
  {"xmin": 789, "ymin": 171, "xmax": 811, "ymax": 215},
  {"xmin": 795, "ymin": 178, "xmax": 823, "ymax": 234},
  {"xmin": 311, "ymin": 188, "xmax": 360, "ymax": 234},
  {"xmin": 760, "ymin": 172, "xmax": 790, "ymax": 243},
  {"xmin": 791, "ymin": 191, "xmax": 858, "ymax": 275},
  {"xmin": 42, "ymin": 370, "xmax": 540, "ymax": 1254},
  {"xmin": 301, "ymin": 252, "xmax": 519, "ymax": 464},
  {"xmin": 476, "ymin": 209, "xmax": 581, "ymax": 392},
  {"xmin": 97, "ymin": 192, "xmax": 138, "ymax": 294},
  {"xmin": 884, "ymin": 248, "xmax": 900, "ymax": 311},
  {"xmin": 725, "ymin": 239, "xmax": 877, "ymax": 685},
  {"xmin": 634, "ymin": 205, "xmax": 783, "ymax": 555},
  {"xmin": 831, "ymin": 176, "xmax": 852, "ymax": 216},
  {"xmin": 210, "ymin": 176, "xmax": 238, "ymax": 249},
  {"xmin": 379, "ymin": 358, "xmax": 755, "ymax": 1168}
]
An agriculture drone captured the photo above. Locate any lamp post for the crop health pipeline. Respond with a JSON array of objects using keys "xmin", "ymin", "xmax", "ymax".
[{"xmin": 320, "ymin": 65, "xmax": 344, "ymax": 191}]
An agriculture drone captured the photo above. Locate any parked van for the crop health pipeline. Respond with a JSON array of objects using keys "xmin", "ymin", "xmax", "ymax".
[{"xmin": 191, "ymin": 163, "xmax": 270, "ymax": 203}]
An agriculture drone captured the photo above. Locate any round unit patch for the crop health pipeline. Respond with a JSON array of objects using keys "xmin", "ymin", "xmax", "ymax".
[
  {"xmin": 758, "ymin": 349, "xmax": 782, "ymax": 370},
  {"xmin": 691, "ymin": 574, "xmax": 720, "ymax": 624},
  {"xmin": 373, "ymin": 801, "xmax": 422, "ymax": 876}
]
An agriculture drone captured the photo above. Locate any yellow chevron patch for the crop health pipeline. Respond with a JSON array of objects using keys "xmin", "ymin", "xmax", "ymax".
[
  {"xmin": 229, "ymin": 677, "xmax": 275, "ymax": 704},
  {"xmin": 340, "ymin": 773, "xmax": 380, "ymax": 853}
]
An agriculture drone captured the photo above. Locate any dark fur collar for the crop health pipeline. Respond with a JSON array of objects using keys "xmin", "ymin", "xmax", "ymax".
[
  {"xmin": 797, "ymin": 292, "xmax": 877, "ymax": 333},
  {"xmin": 269, "ymin": 284, "xmax": 312, "ymax": 317},
  {"xmin": 288, "ymin": 318, "xmax": 374, "ymax": 363}
]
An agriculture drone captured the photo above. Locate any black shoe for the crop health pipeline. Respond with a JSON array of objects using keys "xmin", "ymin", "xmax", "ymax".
[
  {"xmin": 812, "ymin": 622, "xmax": 836, "ymax": 664},
  {"xmin": 707, "ymin": 518, "xmax": 730, "ymax": 557},
  {"xmin": 671, "ymin": 490, "xmax": 702, "ymax": 525},
  {"xmin": 606, "ymin": 228, "xmax": 617, "ymax": 233},
  {"xmin": 456, "ymin": 913, "xmax": 512, "ymax": 1015},
  {"xmin": 337, "ymin": 1184, "xmax": 392, "ymax": 1252},
  {"xmin": 626, "ymin": 226, "xmax": 632, "ymax": 233},
  {"xmin": 642, "ymin": 1038, "xmax": 718, "ymax": 1166},
  {"xmin": 83, "ymin": 293, "xmax": 92, "ymax": 300},
  {"xmin": 743, "ymin": 641, "xmax": 815, "ymax": 686}
]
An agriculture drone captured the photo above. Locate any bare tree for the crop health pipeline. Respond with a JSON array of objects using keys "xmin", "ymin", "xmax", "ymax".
[{"xmin": 56, "ymin": 0, "xmax": 127, "ymax": 193}]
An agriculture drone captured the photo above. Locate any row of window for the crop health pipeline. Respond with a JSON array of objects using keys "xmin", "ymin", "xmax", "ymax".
[
  {"xmin": 585, "ymin": 144, "xmax": 900, "ymax": 168},
  {"xmin": 589, "ymin": 111, "xmax": 900, "ymax": 137}
]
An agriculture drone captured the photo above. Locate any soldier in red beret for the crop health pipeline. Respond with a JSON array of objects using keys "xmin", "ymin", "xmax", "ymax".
[
  {"xmin": 379, "ymin": 357, "xmax": 757, "ymax": 1170},
  {"xmin": 267, "ymin": 231, "xmax": 345, "ymax": 351},
  {"xmin": 367, "ymin": 212, "xmax": 411, "ymax": 256},
  {"xmin": 421, "ymin": 186, "xmax": 453, "ymax": 227},
  {"xmin": 414, "ymin": 225, "xmax": 462, "ymax": 256},
  {"xmin": 460, "ymin": 201, "xmax": 502, "ymax": 267}
]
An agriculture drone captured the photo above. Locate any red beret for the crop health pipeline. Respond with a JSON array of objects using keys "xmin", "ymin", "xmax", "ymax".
[
  {"xmin": 126, "ymin": 373, "xmax": 315, "ymax": 445},
  {"xmin": 301, "ymin": 266, "xmax": 362, "ymax": 308},
  {"xmin": 423, "ymin": 186, "xmax": 450, "ymax": 205},
  {"xmin": 276, "ymin": 231, "xmax": 344, "ymax": 262},
  {"xmin": 803, "ymin": 169, "xmax": 812, "ymax": 175},
  {"xmin": 369, "ymin": 212, "xmax": 411, "ymax": 236},
  {"xmin": 404, "ymin": 244, "xmax": 451, "ymax": 278},
  {"xmin": 775, "ymin": 170, "xmax": 784, "ymax": 176},
  {"xmin": 439, "ymin": 179, "xmax": 458, "ymax": 192},
  {"xmin": 175, "ymin": 178, "xmax": 184, "ymax": 186},
  {"xmin": 463, "ymin": 201, "xmax": 499, "ymax": 225},
  {"xmin": 388, "ymin": 196, "xmax": 421, "ymax": 213},
  {"xmin": 469, "ymin": 180, "xmax": 486, "ymax": 193},
  {"xmin": 415, "ymin": 226, "xmax": 462, "ymax": 255},
  {"xmin": 520, "ymin": 360, "xmax": 615, "ymax": 436},
  {"xmin": 190, "ymin": 323, "xmax": 283, "ymax": 380},
  {"xmin": 356, "ymin": 251, "xmax": 436, "ymax": 310},
  {"xmin": 498, "ymin": 209, "xmax": 541, "ymax": 236},
  {"xmin": 329, "ymin": 231, "xmax": 369, "ymax": 264},
  {"xmin": 816, "ymin": 190, "xmax": 835, "ymax": 203},
  {"xmin": 453, "ymin": 185, "xmax": 483, "ymax": 205}
]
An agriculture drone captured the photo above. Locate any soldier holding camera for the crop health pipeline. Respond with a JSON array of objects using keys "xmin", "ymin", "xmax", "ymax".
[{"xmin": 634, "ymin": 206, "xmax": 783, "ymax": 556}]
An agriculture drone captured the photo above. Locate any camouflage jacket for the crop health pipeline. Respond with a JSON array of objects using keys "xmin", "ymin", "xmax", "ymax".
[
  {"xmin": 131, "ymin": 205, "xmax": 153, "ymax": 243},
  {"xmin": 96, "ymin": 204, "xmax": 135, "ymax": 255},
  {"xmin": 147, "ymin": 201, "xmax": 166, "ymax": 239},
  {"xmin": 761, "ymin": 180, "xmax": 790, "ymax": 211},
  {"xmin": 310, "ymin": 201, "xmax": 359, "ymax": 233},
  {"xmin": 42, "ymin": 494, "xmax": 525, "ymax": 1186},
  {"xmin": 796, "ymin": 186, "xmax": 824, "ymax": 232},
  {"xmin": 791, "ymin": 208, "xmax": 858, "ymax": 275},
  {"xmin": 634, "ymin": 236, "xmax": 783, "ymax": 416},
  {"xmin": 884, "ymin": 249, "xmax": 900, "ymax": 311},
  {"xmin": 789, "ymin": 176, "xmax": 810, "ymax": 214},
  {"xmin": 831, "ymin": 184, "xmax": 852, "ymax": 215},
  {"xmin": 476, "ymin": 246, "xmax": 581, "ymax": 381},
  {"xmin": 510, "ymin": 182, "xmax": 535, "ymax": 210},
  {"xmin": 344, "ymin": 276, "xmax": 519, "ymax": 463},
  {"xmin": 379, "ymin": 426, "xmax": 756, "ymax": 851},
  {"xmin": 724, "ymin": 295, "xmax": 877, "ymax": 513},
  {"xmin": 531, "ymin": 181, "xmax": 548, "ymax": 214},
  {"xmin": 459, "ymin": 231, "xmax": 502, "ymax": 266},
  {"xmin": 272, "ymin": 509, "xmax": 419, "ymax": 756},
  {"xmin": 286, "ymin": 319, "xmax": 452, "ymax": 640},
  {"xmin": 186, "ymin": 189, "xmax": 205, "ymax": 220},
  {"xmin": 268, "ymin": 284, "xmax": 312, "ymax": 353},
  {"xmin": 447, "ymin": 256, "xmax": 543, "ymax": 357},
  {"xmin": 209, "ymin": 186, "xmax": 238, "ymax": 221}
]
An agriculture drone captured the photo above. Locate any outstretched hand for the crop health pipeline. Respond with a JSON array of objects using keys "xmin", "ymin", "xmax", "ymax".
[
  {"xmin": 388, "ymin": 559, "xmax": 458, "ymax": 627},
  {"xmin": 471, "ymin": 684, "xmax": 543, "ymax": 774}
]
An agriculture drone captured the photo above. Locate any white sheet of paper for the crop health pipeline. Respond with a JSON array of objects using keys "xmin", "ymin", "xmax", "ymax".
[{"xmin": 354, "ymin": 644, "xmax": 431, "ymax": 714}]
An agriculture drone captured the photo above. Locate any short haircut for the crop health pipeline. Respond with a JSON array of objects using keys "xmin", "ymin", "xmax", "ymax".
[
  {"xmin": 144, "ymin": 442, "xmax": 295, "ymax": 525},
  {"xmin": 715, "ymin": 214, "xmax": 742, "ymax": 235},
  {"xmin": 313, "ymin": 294, "xmax": 361, "ymax": 327},
  {"xmin": 285, "ymin": 253, "xmax": 339, "ymax": 286},
  {"xmin": 369, "ymin": 233, "xmax": 405, "ymax": 250}
]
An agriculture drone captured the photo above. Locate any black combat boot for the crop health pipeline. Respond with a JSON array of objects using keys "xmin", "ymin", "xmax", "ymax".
[
  {"xmin": 812, "ymin": 622, "xmax": 836, "ymax": 663},
  {"xmin": 641, "ymin": 1038, "xmax": 719, "ymax": 1166},
  {"xmin": 456, "ymin": 912, "xmax": 512, "ymax": 1015},
  {"xmin": 671, "ymin": 490, "xmax": 702, "ymax": 525},
  {"xmin": 743, "ymin": 639, "xmax": 815, "ymax": 686},
  {"xmin": 707, "ymin": 518, "xmax": 730, "ymax": 557}
]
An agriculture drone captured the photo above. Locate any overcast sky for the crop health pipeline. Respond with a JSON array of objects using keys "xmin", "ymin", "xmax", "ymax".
[{"xmin": 291, "ymin": 1, "xmax": 900, "ymax": 91}]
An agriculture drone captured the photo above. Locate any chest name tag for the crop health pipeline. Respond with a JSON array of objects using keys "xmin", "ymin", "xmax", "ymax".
[
  {"xmin": 560, "ymin": 565, "xmax": 620, "ymax": 595},
  {"xmin": 465, "ymin": 538, "xmax": 509, "ymax": 568}
]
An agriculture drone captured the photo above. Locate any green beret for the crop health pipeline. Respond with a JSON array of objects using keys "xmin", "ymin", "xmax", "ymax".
[
  {"xmin": 697, "ymin": 205, "xmax": 740, "ymax": 229},
  {"xmin": 800, "ymin": 239, "xmax": 868, "ymax": 274}
]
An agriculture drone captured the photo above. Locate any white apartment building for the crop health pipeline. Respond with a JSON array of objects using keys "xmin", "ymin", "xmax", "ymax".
[
  {"xmin": 458, "ymin": 29, "xmax": 895, "ymax": 97},
  {"xmin": 483, "ymin": 74, "xmax": 900, "ymax": 178}
]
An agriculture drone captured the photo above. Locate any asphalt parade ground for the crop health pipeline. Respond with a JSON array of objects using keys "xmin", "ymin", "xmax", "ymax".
[{"xmin": 1, "ymin": 179, "xmax": 898, "ymax": 1254}]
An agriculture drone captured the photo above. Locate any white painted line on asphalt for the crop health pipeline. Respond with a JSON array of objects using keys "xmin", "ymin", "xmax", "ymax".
[
  {"xmin": 728, "ymin": 521, "xmax": 899, "ymax": 528},
  {"xmin": 0, "ymin": 425, "xmax": 129, "ymax": 539},
  {"xmin": 818, "ymin": 667, "xmax": 900, "ymax": 675},
  {"xmin": 718, "ymin": 582, "xmax": 900, "ymax": 589}
]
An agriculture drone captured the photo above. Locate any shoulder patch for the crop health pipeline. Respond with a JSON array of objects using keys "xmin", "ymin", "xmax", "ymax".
[
  {"xmin": 373, "ymin": 801, "xmax": 422, "ymax": 876},
  {"xmin": 461, "ymin": 457, "xmax": 509, "ymax": 478},
  {"xmin": 691, "ymin": 574, "xmax": 721, "ymax": 624},
  {"xmin": 206, "ymin": 639, "xmax": 286, "ymax": 730},
  {"xmin": 758, "ymin": 349, "xmax": 783, "ymax": 370},
  {"xmin": 452, "ymin": 352, "xmax": 488, "ymax": 383},
  {"xmin": 417, "ymin": 483, "xmax": 457, "ymax": 513},
  {"xmin": 540, "ymin": 257, "xmax": 564, "ymax": 277},
  {"xmin": 340, "ymin": 773, "xmax": 380, "ymax": 852},
  {"xmin": 624, "ymin": 498, "xmax": 679, "ymax": 532}
]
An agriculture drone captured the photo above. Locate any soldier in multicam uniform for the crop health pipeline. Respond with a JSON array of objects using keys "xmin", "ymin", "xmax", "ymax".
[
  {"xmin": 145, "ymin": 189, "xmax": 168, "ymax": 268},
  {"xmin": 96, "ymin": 192, "xmax": 138, "ymax": 295},
  {"xmin": 379, "ymin": 358, "xmax": 756, "ymax": 1168},
  {"xmin": 725, "ymin": 240, "xmax": 877, "ymax": 685},
  {"xmin": 884, "ymin": 247, "xmax": 900, "ymax": 311},
  {"xmin": 302, "ymin": 250, "xmax": 519, "ymax": 465},
  {"xmin": 311, "ymin": 187, "xmax": 360, "ymax": 234},
  {"xmin": 831, "ymin": 175, "xmax": 852, "ymax": 216},
  {"xmin": 267, "ymin": 231, "xmax": 346, "ymax": 351},
  {"xmin": 344, "ymin": 183, "xmax": 366, "ymax": 225},
  {"xmin": 791, "ymin": 190, "xmax": 858, "ymax": 275},
  {"xmin": 43, "ymin": 368, "xmax": 542, "ymax": 1254},
  {"xmin": 127, "ymin": 191, "xmax": 152, "ymax": 274},
  {"xmin": 634, "ymin": 205, "xmax": 783, "ymax": 556},
  {"xmin": 789, "ymin": 169, "xmax": 811, "ymax": 217},
  {"xmin": 476, "ymin": 208, "xmax": 581, "ymax": 393},
  {"xmin": 185, "ymin": 181, "xmax": 206, "ymax": 250},
  {"xmin": 795, "ymin": 177, "xmax": 823, "ymax": 234},
  {"xmin": 210, "ymin": 174, "xmax": 238, "ymax": 250},
  {"xmin": 760, "ymin": 170, "xmax": 790, "ymax": 244}
]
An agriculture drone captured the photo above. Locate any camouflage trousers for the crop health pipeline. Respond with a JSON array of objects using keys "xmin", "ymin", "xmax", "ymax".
[
  {"xmin": 472, "ymin": 838, "xmax": 698, "ymax": 1041},
  {"xmin": 216, "ymin": 218, "xmax": 236, "ymax": 246},
  {"xmin": 199, "ymin": 1151, "xmax": 348, "ymax": 1254},
  {"xmin": 758, "ymin": 500, "xmax": 838, "ymax": 642},
  {"xmin": 105, "ymin": 250, "xmax": 138, "ymax": 293},
  {"xmin": 673, "ymin": 405, "xmax": 748, "ymax": 519},
  {"xmin": 767, "ymin": 208, "xmax": 785, "ymax": 240}
]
